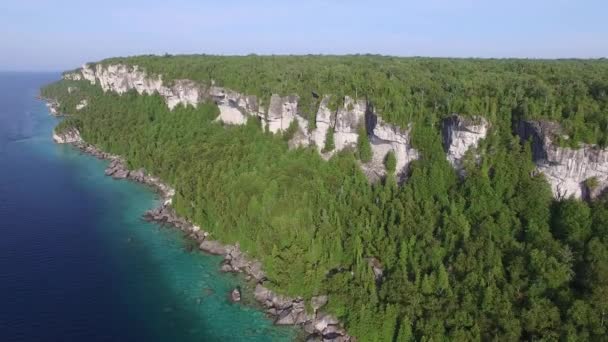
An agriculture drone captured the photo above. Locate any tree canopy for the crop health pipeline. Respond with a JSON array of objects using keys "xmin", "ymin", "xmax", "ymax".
[{"xmin": 44, "ymin": 55, "xmax": 608, "ymax": 341}]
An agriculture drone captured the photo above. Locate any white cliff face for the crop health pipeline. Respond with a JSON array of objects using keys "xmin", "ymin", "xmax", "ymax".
[
  {"xmin": 267, "ymin": 94, "xmax": 299, "ymax": 133},
  {"xmin": 66, "ymin": 63, "xmax": 424, "ymax": 182},
  {"xmin": 442, "ymin": 115, "xmax": 489, "ymax": 172},
  {"xmin": 366, "ymin": 115, "xmax": 419, "ymax": 179},
  {"xmin": 518, "ymin": 120, "xmax": 608, "ymax": 199},
  {"xmin": 210, "ymin": 86, "xmax": 263, "ymax": 125},
  {"xmin": 64, "ymin": 72, "xmax": 82, "ymax": 81},
  {"xmin": 53, "ymin": 128, "xmax": 83, "ymax": 144},
  {"xmin": 72, "ymin": 64, "xmax": 200, "ymax": 110},
  {"xmin": 288, "ymin": 115, "xmax": 311, "ymax": 149},
  {"xmin": 76, "ymin": 99, "xmax": 88, "ymax": 111},
  {"xmin": 311, "ymin": 96, "xmax": 334, "ymax": 151},
  {"xmin": 334, "ymin": 96, "xmax": 366, "ymax": 151}
]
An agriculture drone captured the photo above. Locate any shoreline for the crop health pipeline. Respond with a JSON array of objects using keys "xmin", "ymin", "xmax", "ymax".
[{"xmin": 51, "ymin": 126, "xmax": 351, "ymax": 342}]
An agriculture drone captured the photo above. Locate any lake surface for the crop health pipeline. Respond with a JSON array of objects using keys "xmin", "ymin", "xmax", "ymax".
[{"xmin": 0, "ymin": 73, "xmax": 296, "ymax": 341}]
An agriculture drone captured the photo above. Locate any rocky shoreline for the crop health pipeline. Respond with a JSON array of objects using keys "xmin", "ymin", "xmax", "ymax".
[{"xmin": 52, "ymin": 128, "xmax": 352, "ymax": 342}]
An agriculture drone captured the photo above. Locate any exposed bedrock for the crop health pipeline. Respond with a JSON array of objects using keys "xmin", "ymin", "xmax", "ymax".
[
  {"xmin": 333, "ymin": 96, "xmax": 367, "ymax": 151},
  {"xmin": 267, "ymin": 94, "xmax": 299, "ymax": 133},
  {"xmin": 310, "ymin": 96, "xmax": 334, "ymax": 151},
  {"xmin": 441, "ymin": 114, "xmax": 489, "ymax": 172},
  {"xmin": 517, "ymin": 120, "xmax": 608, "ymax": 199},
  {"xmin": 363, "ymin": 108, "xmax": 419, "ymax": 181},
  {"xmin": 53, "ymin": 127, "xmax": 83, "ymax": 144},
  {"xmin": 66, "ymin": 64, "xmax": 423, "ymax": 180}
]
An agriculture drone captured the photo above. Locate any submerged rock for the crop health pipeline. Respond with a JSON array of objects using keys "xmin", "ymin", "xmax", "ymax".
[{"xmin": 230, "ymin": 288, "xmax": 241, "ymax": 302}]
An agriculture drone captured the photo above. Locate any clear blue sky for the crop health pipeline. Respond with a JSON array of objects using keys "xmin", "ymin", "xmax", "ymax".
[{"xmin": 1, "ymin": 0, "xmax": 606, "ymax": 71}]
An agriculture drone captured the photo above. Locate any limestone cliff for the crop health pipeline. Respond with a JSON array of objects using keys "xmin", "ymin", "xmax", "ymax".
[
  {"xmin": 442, "ymin": 115, "xmax": 489, "ymax": 172},
  {"xmin": 517, "ymin": 120, "xmax": 608, "ymax": 199},
  {"xmin": 53, "ymin": 127, "xmax": 83, "ymax": 144},
  {"xmin": 66, "ymin": 63, "xmax": 421, "ymax": 178},
  {"xmin": 364, "ymin": 110, "xmax": 419, "ymax": 180}
]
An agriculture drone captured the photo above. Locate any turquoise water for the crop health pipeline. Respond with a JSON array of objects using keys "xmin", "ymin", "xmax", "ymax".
[{"xmin": 0, "ymin": 73, "xmax": 297, "ymax": 341}]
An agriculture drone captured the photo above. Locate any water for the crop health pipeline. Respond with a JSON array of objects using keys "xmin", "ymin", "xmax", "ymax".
[{"xmin": 0, "ymin": 73, "xmax": 296, "ymax": 341}]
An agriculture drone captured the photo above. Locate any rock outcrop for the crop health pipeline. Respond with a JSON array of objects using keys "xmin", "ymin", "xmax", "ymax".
[
  {"xmin": 310, "ymin": 96, "xmax": 334, "ymax": 152},
  {"xmin": 50, "ymin": 116, "xmax": 351, "ymax": 340},
  {"xmin": 267, "ymin": 94, "xmax": 299, "ymax": 133},
  {"xmin": 517, "ymin": 120, "xmax": 608, "ymax": 199},
  {"xmin": 230, "ymin": 288, "xmax": 241, "ymax": 302},
  {"xmin": 71, "ymin": 64, "xmax": 201, "ymax": 109},
  {"xmin": 45, "ymin": 101, "xmax": 61, "ymax": 116},
  {"xmin": 442, "ymin": 115, "xmax": 489, "ymax": 172},
  {"xmin": 76, "ymin": 99, "xmax": 88, "ymax": 110},
  {"xmin": 66, "ymin": 64, "xmax": 420, "ymax": 180},
  {"xmin": 333, "ymin": 96, "xmax": 366, "ymax": 152},
  {"xmin": 363, "ymin": 111, "xmax": 419, "ymax": 180},
  {"xmin": 53, "ymin": 127, "xmax": 83, "ymax": 144}
]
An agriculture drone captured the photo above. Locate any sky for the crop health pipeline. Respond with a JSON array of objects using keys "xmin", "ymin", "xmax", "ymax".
[{"xmin": 0, "ymin": 0, "xmax": 606, "ymax": 71}]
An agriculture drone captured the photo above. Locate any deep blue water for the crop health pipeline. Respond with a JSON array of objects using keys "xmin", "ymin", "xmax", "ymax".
[{"xmin": 0, "ymin": 73, "xmax": 296, "ymax": 341}]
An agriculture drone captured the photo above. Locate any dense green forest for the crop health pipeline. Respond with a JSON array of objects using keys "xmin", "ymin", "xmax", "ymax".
[
  {"xmin": 92, "ymin": 55, "xmax": 608, "ymax": 146},
  {"xmin": 44, "ymin": 56, "xmax": 608, "ymax": 341}
]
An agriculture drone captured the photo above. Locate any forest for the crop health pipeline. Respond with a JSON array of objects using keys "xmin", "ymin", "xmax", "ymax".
[
  {"xmin": 44, "ymin": 56, "xmax": 608, "ymax": 341},
  {"xmin": 91, "ymin": 55, "xmax": 608, "ymax": 146}
]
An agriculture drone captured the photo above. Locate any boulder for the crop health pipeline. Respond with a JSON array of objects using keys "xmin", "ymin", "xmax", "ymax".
[
  {"xmin": 129, "ymin": 168, "xmax": 146, "ymax": 182},
  {"xmin": 314, "ymin": 314, "xmax": 339, "ymax": 333},
  {"xmin": 248, "ymin": 261, "xmax": 266, "ymax": 281},
  {"xmin": 199, "ymin": 240, "xmax": 227, "ymax": 255},
  {"xmin": 254, "ymin": 284, "xmax": 272, "ymax": 303},
  {"xmin": 112, "ymin": 169, "xmax": 129, "ymax": 179},
  {"xmin": 230, "ymin": 288, "xmax": 241, "ymax": 302}
]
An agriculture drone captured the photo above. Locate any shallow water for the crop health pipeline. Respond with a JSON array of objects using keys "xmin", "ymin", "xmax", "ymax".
[{"xmin": 0, "ymin": 72, "xmax": 296, "ymax": 341}]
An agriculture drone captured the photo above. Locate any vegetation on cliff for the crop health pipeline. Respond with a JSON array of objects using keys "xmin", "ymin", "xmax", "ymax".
[
  {"xmin": 94, "ymin": 55, "xmax": 608, "ymax": 146},
  {"xmin": 43, "ymin": 56, "xmax": 608, "ymax": 341}
]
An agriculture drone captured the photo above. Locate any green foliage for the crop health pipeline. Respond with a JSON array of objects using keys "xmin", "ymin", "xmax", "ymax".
[
  {"xmin": 98, "ymin": 54, "xmax": 608, "ymax": 145},
  {"xmin": 357, "ymin": 125, "xmax": 372, "ymax": 162},
  {"xmin": 323, "ymin": 128, "xmax": 335, "ymax": 153},
  {"xmin": 585, "ymin": 176, "xmax": 600, "ymax": 190},
  {"xmin": 282, "ymin": 118, "xmax": 299, "ymax": 142},
  {"xmin": 43, "ymin": 57, "xmax": 608, "ymax": 342},
  {"xmin": 384, "ymin": 151, "xmax": 397, "ymax": 173}
]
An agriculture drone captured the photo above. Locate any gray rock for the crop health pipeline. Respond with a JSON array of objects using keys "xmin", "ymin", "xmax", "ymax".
[
  {"xmin": 220, "ymin": 262, "xmax": 234, "ymax": 273},
  {"xmin": 314, "ymin": 314, "xmax": 340, "ymax": 333},
  {"xmin": 199, "ymin": 240, "xmax": 227, "ymax": 255},
  {"xmin": 367, "ymin": 257, "xmax": 384, "ymax": 281},
  {"xmin": 275, "ymin": 309, "xmax": 297, "ymax": 325},
  {"xmin": 254, "ymin": 284, "xmax": 272, "ymax": 303},
  {"xmin": 112, "ymin": 169, "xmax": 129, "ymax": 179},
  {"xmin": 248, "ymin": 261, "xmax": 266, "ymax": 281},
  {"xmin": 129, "ymin": 168, "xmax": 146, "ymax": 182},
  {"xmin": 230, "ymin": 288, "xmax": 241, "ymax": 302},
  {"xmin": 442, "ymin": 114, "xmax": 488, "ymax": 173},
  {"xmin": 517, "ymin": 120, "xmax": 608, "ymax": 199},
  {"xmin": 311, "ymin": 295, "xmax": 329, "ymax": 311}
]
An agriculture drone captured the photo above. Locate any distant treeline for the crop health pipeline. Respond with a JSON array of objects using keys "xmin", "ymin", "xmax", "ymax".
[{"xmin": 93, "ymin": 54, "xmax": 608, "ymax": 146}]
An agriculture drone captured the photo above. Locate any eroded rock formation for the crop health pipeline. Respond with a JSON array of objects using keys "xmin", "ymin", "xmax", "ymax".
[
  {"xmin": 442, "ymin": 114, "xmax": 489, "ymax": 172},
  {"xmin": 52, "ymin": 127, "xmax": 83, "ymax": 144},
  {"xmin": 517, "ymin": 120, "xmax": 608, "ymax": 199},
  {"xmin": 66, "ymin": 64, "xmax": 421, "ymax": 178},
  {"xmin": 363, "ymin": 111, "xmax": 419, "ymax": 180}
]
